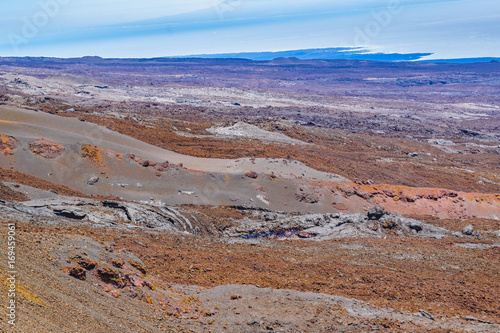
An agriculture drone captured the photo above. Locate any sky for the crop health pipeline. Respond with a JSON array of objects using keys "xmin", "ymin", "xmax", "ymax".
[{"xmin": 0, "ymin": 0, "xmax": 498, "ymax": 59}]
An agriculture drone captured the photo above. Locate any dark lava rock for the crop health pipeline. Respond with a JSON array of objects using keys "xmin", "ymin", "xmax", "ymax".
[
  {"xmin": 63, "ymin": 265, "xmax": 86, "ymax": 280},
  {"xmin": 52, "ymin": 207, "xmax": 86, "ymax": 220},
  {"xmin": 367, "ymin": 205, "xmax": 386, "ymax": 220}
]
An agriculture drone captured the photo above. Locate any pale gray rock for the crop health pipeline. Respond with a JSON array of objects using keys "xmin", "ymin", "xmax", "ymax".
[
  {"xmin": 87, "ymin": 176, "xmax": 99, "ymax": 185},
  {"xmin": 462, "ymin": 225, "xmax": 474, "ymax": 235}
]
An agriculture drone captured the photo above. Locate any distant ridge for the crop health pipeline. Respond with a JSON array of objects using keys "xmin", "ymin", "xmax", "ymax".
[
  {"xmin": 419, "ymin": 57, "xmax": 500, "ymax": 63},
  {"xmin": 173, "ymin": 47, "xmax": 432, "ymax": 62}
]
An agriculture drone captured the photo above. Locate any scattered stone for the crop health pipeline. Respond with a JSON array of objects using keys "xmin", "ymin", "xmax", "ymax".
[
  {"xmin": 87, "ymin": 176, "xmax": 99, "ymax": 185},
  {"xmin": 231, "ymin": 294, "xmax": 243, "ymax": 299},
  {"xmin": 295, "ymin": 191, "xmax": 320, "ymax": 204},
  {"xmin": 408, "ymin": 152, "xmax": 419, "ymax": 157},
  {"xmin": 367, "ymin": 205, "xmax": 385, "ymax": 220},
  {"xmin": 134, "ymin": 240, "xmax": 148, "ymax": 248},
  {"xmin": 245, "ymin": 171, "xmax": 258, "ymax": 179},
  {"xmin": 63, "ymin": 265, "xmax": 86, "ymax": 280},
  {"xmin": 155, "ymin": 161, "xmax": 170, "ymax": 172},
  {"xmin": 462, "ymin": 225, "xmax": 474, "ymax": 235},
  {"xmin": 419, "ymin": 309, "xmax": 435, "ymax": 321}
]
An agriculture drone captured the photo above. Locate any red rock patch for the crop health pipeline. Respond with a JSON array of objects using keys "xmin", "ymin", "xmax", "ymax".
[
  {"xmin": 29, "ymin": 138, "xmax": 65, "ymax": 159},
  {"xmin": 245, "ymin": 171, "xmax": 258, "ymax": 179},
  {"xmin": 0, "ymin": 133, "xmax": 17, "ymax": 156}
]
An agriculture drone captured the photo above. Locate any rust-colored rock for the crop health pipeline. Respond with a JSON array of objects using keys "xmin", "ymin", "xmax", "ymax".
[
  {"xmin": 77, "ymin": 258, "xmax": 97, "ymax": 270},
  {"xmin": 245, "ymin": 171, "xmax": 258, "ymax": 179},
  {"xmin": 94, "ymin": 266, "xmax": 131, "ymax": 288},
  {"xmin": 0, "ymin": 133, "xmax": 17, "ymax": 155},
  {"xmin": 63, "ymin": 264, "xmax": 87, "ymax": 280},
  {"xmin": 29, "ymin": 138, "xmax": 65, "ymax": 159}
]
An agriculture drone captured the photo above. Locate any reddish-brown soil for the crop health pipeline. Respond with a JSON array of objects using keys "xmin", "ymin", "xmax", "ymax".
[
  {"xmin": 22, "ymin": 221, "xmax": 499, "ymax": 323},
  {"xmin": 0, "ymin": 182, "xmax": 29, "ymax": 201},
  {"xmin": 1, "ymin": 57, "xmax": 499, "ymax": 332},
  {"xmin": 7, "ymin": 221, "xmax": 496, "ymax": 332}
]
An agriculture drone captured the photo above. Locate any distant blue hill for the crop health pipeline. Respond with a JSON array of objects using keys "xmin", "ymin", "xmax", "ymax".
[
  {"xmin": 175, "ymin": 47, "xmax": 432, "ymax": 62},
  {"xmin": 176, "ymin": 48, "xmax": 500, "ymax": 63},
  {"xmin": 419, "ymin": 57, "xmax": 500, "ymax": 63}
]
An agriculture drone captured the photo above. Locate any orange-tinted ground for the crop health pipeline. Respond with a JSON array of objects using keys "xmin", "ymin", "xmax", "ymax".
[
  {"xmin": 1, "ymin": 59, "xmax": 499, "ymax": 332},
  {"xmin": 8, "ymin": 221, "xmax": 496, "ymax": 332},
  {"xmin": 20, "ymin": 220, "xmax": 500, "ymax": 324}
]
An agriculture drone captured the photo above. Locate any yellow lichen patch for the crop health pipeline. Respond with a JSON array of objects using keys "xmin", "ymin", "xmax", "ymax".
[
  {"xmin": 1, "ymin": 134, "xmax": 9, "ymax": 144},
  {"xmin": 17, "ymin": 285, "xmax": 44, "ymax": 306},
  {"xmin": 81, "ymin": 144, "xmax": 105, "ymax": 167},
  {"xmin": 0, "ymin": 133, "xmax": 17, "ymax": 156}
]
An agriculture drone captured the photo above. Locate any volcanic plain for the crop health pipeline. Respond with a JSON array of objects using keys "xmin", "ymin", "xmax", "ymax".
[{"xmin": 0, "ymin": 57, "xmax": 499, "ymax": 332}]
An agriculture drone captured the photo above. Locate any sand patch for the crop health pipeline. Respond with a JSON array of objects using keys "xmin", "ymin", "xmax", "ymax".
[{"xmin": 207, "ymin": 122, "xmax": 306, "ymax": 145}]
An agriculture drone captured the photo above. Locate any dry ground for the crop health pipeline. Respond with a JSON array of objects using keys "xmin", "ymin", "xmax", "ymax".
[
  {"xmin": 18, "ymin": 219, "xmax": 499, "ymax": 323},
  {"xmin": 55, "ymin": 110, "xmax": 500, "ymax": 194}
]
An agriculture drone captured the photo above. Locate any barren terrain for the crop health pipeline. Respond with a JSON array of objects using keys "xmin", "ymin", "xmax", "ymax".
[{"xmin": 0, "ymin": 57, "xmax": 499, "ymax": 332}]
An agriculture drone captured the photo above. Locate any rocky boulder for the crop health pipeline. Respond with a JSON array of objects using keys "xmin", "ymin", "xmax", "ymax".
[
  {"xmin": 245, "ymin": 171, "xmax": 258, "ymax": 179},
  {"xmin": 367, "ymin": 205, "xmax": 386, "ymax": 220},
  {"xmin": 462, "ymin": 225, "xmax": 474, "ymax": 235},
  {"xmin": 87, "ymin": 176, "xmax": 99, "ymax": 185}
]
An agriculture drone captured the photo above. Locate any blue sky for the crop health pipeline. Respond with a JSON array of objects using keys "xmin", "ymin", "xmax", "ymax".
[{"xmin": 0, "ymin": 0, "xmax": 498, "ymax": 59}]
